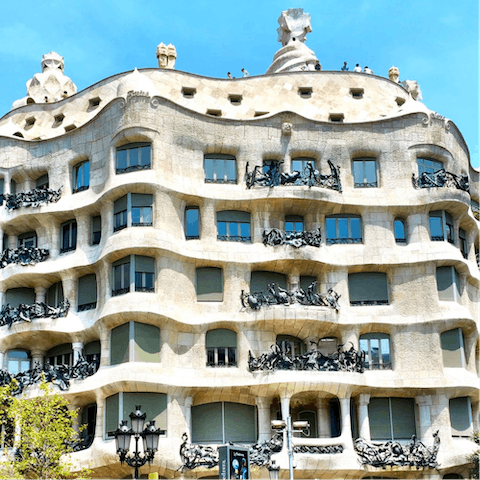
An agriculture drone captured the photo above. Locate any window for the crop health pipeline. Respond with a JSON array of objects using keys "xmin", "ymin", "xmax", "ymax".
[
  {"xmin": 60, "ymin": 220, "xmax": 77, "ymax": 253},
  {"xmin": 204, "ymin": 154, "xmax": 236, "ymax": 184},
  {"xmin": 326, "ymin": 215, "xmax": 362, "ymax": 244},
  {"xmin": 196, "ymin": 267, "xmax": 223, "ymax": 301},
  {"xmin": 459, "ymin": 228, "xmax": 468, "ymax": 259},
  {"xmin": 329, "ymin": 113, "xmax": 344, "ymax": 123},
  {"xmin": 417, "ymin": 158, "xmax": 443, "ymax": 175},
  {"xmin": 92, "ymin": 216, "xmax": 101, "ymax": 245},
  {"xmin": 250, "ymin": 271, "xmax": 287, "ymax": 292},
  {"xmin": 53, "ymin": 114, "xmax": 64, "ymax": 127},
  {"xmin": 114, "ymin": 193, "xmax": 153, "ymax": 232},
  {"xmin": 185, "ymin": 206, "xmax": 200, "ymax": 239},
  {"xmin": 449, "ymin": 397, "xmax": 472, "ymax": 437},
  {"xmin": 182, "ymin": 87, "xmax": 196, "ymax": 98},
  {"xmin": 206, "ymin": 329, "xmax": 237, "ymax": 367},
  {"xmin": 228, "ymin": 94, "xmax": 242, "ymax": 105},
  {"xmin": 368, "ymin": 398, "xmax": 416, "ymax": 441},
  {"xmin": 47, "ymin": 281, "xmax": 64, "ymax": 306},
  {"xmin": 285, "ymin": 215, "xmax": 304, "ymax": 234},
  {"xmin": 429, "ymin": 211, "xmax": 454, "ymax": 243},
  {"xmin": 105, "ymin": 392, "xmax": 166, "ymax": 438},
  {"xmin": 291, "ymin": 157, "xmax": 314, "ymax": 174},
  {"xmin": 88, "ymin": 97, "xmax": 101, "ymax": 109},
  {"xmin": 5, "ymin": 288, "xmax": 35, "ymax": 307},
  {"xmin": 116, "ymin": 143, "xmax": 151, "ymax": 174},
  {"xmin": 436, "ymin": 266, "xmax": 461, "ymax": 302},
  {"xmin": 300, "ymin": 275, "xmax": 316, "ymax": 292},
  {"xmin": 206, "ymin": 109, "xmax": 222, "ymax": 117},
  {"xmin": 73, "ymin": 160, "xmax": 89, "ymax": 193},
  {"xmin": 46, "ymin": 343, "xmax": 73, "ymax": 367},
  {"xmin": 78, "ymin": 274, "xmax": 97, "ymax": 311},
  {"xmin": 110, "ymin": 321, "xmax": 161, "ymax": 365},
  {"xmin": 35, "ymin": 174, "xmax": 49, "ymax": 189},
  {"xmin": 353, "ymin": 158, "xmax": 377, "ymax": 188},
  {"xmin": 79, "ymin": 403, "xmax": 97, "ymax": 447},
  {"xmin": 84, "ymin": 341, "xmax": 101, "ymax": 363},
  {"xmin": 441, "ymin": 328, "xmax": 466, "ymax": 368},
  {"xmin": 10, "ymin": 180, "xmax": 16, "ymax": 195},
  {"xmin": 112, "ymin": 255, "xmax": 155, "ymax": 296},
  {"xmin": 192, "ymin": 402, "xmax": 256, "ymax": 444},
  {"xmin": 349, "ymin": 272, "xmax": 389, "ymax": 305},
  {"xmin": 276, "ymin": 335, "xmax": 305, "ymax": 357},
  {"xmin": 18, "ymin": 231, "xmax": 37, "ymax": 248},
  {"xmin": 217, "ymin": 210, "xmax": 251, "ymax": 242},
  {"xmin": 360, "ymin": 333, "xmax": 392, "ymax": 370},
  {"xmin": 316, "ymin": 337, "xmax": 338, "ymax": 356},
  {"xmin": 394, "ymin": 219, "xmax": 406, "ymax": 244},
  {"xmin": 298, "ymin": 87, "xmax": 312, "ymax": 98},
  {"xmin": 350, "ymin": 88, "xmax": 364, "ymax": 98},
  {"xmin": 7, "ymin": 350, "xmax": 31, "ymax": 374}
]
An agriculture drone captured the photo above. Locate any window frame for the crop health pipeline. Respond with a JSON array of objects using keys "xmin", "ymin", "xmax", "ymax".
[
  {"xmin": 394, "ymin": 218, "xmax": 407, "ymax": 244},
  {"xmin": 285, "ymin": 215, "xmax": 304, "ymax": 234},
  {"xmin": 60, "ymin": 220, "xmax": 77, "ymax": 253},
  {"xmin": 116, "ymin": 142, "xmax": 152, "ymax": 174},
  {"xmin": 77, "ymin": 273, "xmax": 97, "ymax": 311},
  {"xmin": 195, "ymin": 267, "xmax": 223, "ymax": 302},
  {"xmin": 348, "ymin": 272, "xmax": 389, "ymax": 306},
  {"xmin": 436, "ymin": 266, "xmax": 461, "ymax": 302},
  {"xmin": 291, "ymin": 157, "xmax": 315, "ymax": 174},
  {"xmin": 73, "ymin": 160, "xmax": 90, "ymax": 193},
  {"xmin": 276, "ymin": 335, "xmax": 305, "ymax": 358},
  {"xmin": 206, "ymin": 329, "xmax": 237, "ymax": 367},
  {"xmin": 459, "ymin": 228, "xmax": 468, "ymax": 259},
  {"xmin": 185, "ymin": 206, "xmax": 200, "ymax": 240},
  {"xmin": 216, "ymin": 210, "xmax": 251, "ymax": 243},
  {"xmin": 417, "ymin": 158, "xmax": 443, "ymax": 176},
  {"xmin": 7, "ymin": 349, "xmax": 31, "ymax": 375},
  {"xmin": 35, "ymin": 174, "xmax": 49, "ymax": 189},
  {"xmin": 113, "ymin": 193, "xmax": 154, "ymax": 232},
  {"xmin": 352, "ymin": 157, "xmax": 378, "ymax": 188},
  {"xmin": 17, "ymin": 231, "xmax": 37, "ymax": 248},
  {"xmin": 359, "ymin": 333, "xmax": 392, "ymax": 370},
  {"xmin": 326, "ymin": 215, "xmax": 363, "ymax": 244},
  {"xmin": 112, "ymin": 255, "xmax": 155, "ymax": 296},
  {"xmin": 440, "ymin": 328, "xmax": 466, "ymax": 368},
  {"xmin": 449, "ymin": 397, "xmax": 473, "ymax": 437},
  {"xmin": 204, "ymin": 154, "xmax": 237, "ymax": 184},
  {"xmin": 92, "ymin": 216, "xmax": 101, "ymax": 245},
  {"xmin": 368, "ymin": 397, "xmax": 416, "ymax": 441}
]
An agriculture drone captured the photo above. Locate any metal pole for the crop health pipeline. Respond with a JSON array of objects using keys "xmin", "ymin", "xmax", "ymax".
[
  {"xmin": 134, "ymin": 435, "xmax": 139, "ymax": 479},
  {"xmin": 287, "ymin": 416, "xmax": 294, "ymax": 480}
]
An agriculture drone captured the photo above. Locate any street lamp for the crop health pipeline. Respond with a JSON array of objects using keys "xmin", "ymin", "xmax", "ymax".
[
  {"xmin": 114, "ymin": 405, "xmax": 164, "ymax": 479},
  {"xmin": 271, "ymin": 417, "xmax": 310, "ymax": 480}
]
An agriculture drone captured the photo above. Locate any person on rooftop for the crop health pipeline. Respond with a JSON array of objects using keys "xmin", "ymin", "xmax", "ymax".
[
  {"xmin": 341, "ymin": 61, "xmax": 349, "ymax": 71},
  {"xmin": 353, "ymin": 63, "xmax": 362, "ymax": 72}
]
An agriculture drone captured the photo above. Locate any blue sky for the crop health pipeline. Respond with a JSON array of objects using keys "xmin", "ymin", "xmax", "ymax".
[{"xmin": 0, "ymin": 0, "xmax": 478, "ymax": 168}]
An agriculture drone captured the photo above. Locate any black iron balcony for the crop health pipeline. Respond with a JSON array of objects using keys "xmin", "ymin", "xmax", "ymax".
[
  {"xmin": 0, "ymin": 299, "xmax": 70, "ymax": 328},
  {"xmin": 263, "ymin": 228, "xmax": 321, "ymax": 248},
  {"xmin": 246, "ymin": 160, "xmax": 342, "ymax": 192},
  {"xmin": 412, "ymin": 169, "xmax": 469, "ymax": 192},
  {"xmin": 3, "ymin": 186, "xmax": 62, "ymax": 210},
  {"xmin": 0, "ymin": 246, "xmax": 49, "ymax": 268},
  {"xmin": 77, "ymin": 302, "xmax": 97, "ymax": 312},
  {"xmin": 248, "ymin": 342, "xmax": 364, "ymax": 373},
  {"xmin": 241, "ymin": 281, "xmax": 340, "ymax": 311}
]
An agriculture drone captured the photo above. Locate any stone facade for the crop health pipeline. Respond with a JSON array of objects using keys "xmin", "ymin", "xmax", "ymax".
[{"xmin": 0, "ymin": 9, "xmax": 478, "ymax": 480}]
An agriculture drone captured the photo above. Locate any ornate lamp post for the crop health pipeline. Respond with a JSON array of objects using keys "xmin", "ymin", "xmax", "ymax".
[
  {"xmin": 114, "ymin": 405, "xmax": 163, "ymax": 479},
  {"xmin": 271, "ymin": 418, "xmax": 310, "ymax": 480}
]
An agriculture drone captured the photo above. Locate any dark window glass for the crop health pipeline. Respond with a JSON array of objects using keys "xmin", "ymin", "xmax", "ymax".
[
  {"xmin": 196, "ymin": 267, "xmax": 223, "ymax": 301},
  {"xmin": 459, "ymin": 228, "xmax": 468, "ymax": 259},
  {"xmin": 349, "ymin": 272, "xmax": 389, "ymax": 305},
  {"xmin": 92, "ymin": 216, "xmax": 101, "ymax": 245},
  {"xmin": 61, "ymin": 220, "xmax": 77, "ymax": 253}
]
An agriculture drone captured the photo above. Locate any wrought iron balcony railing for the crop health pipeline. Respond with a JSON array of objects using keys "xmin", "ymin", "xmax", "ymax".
[
  {"xmin": 0, "ymin": 355, "xmax": 100, "ymax": 395},
  {"xmin": 412, "ymin": 169, "xmax": 469, "ymax": 192},
  {"xmin": 248, "ymin": 342, "xmax": 364, "ymax": 373},
  {"xmin": 77, "ymin": 302, "xmax": 97, "ymax": 312},
  {"xmin": 217, "ymin": 234, "xmax": 251, "ymax": 242},
  {"xmin": 0, "ymin": 299, "xmax": 70, "ymax": 328},
  {"xmin": 354, "ymin": 432, "xmax": 440, "ymax": 469},
  {"xmin": 3, "ymin": 186, "xmax": 62, "ymax": 210},
  {"xmin": 241, "ymin": 281, "xmax": 340, "ymax": 310},
  {"xmin": 0, "ymin": 246, "xmax": 49, "ymax": 268},
  {"xmin": 69, "ymin": 433, "xmax": 95, "ymax": 452},
  {"xmin": 263, "ymin": 228, "xmax": 321, "ymax": 248},
  {"xmin": 246, "ymin": 160, "xmax": 342, "ymax": 192}
]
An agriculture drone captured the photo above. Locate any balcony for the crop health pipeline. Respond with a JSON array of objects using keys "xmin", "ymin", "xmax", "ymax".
[
  {"xmin": 263, "ymin": 228, "xmax": 321, "ymax": 248},
  {"xmin": 3, "ymin": 186, "xmax": 62, "ymax": 210},
  {"xmin": 412, "ymin": 169, "xmax": 469, "ymax": 192},
  {"xmin": 0, "ymin": 246, "xmax": 49, "ymax": 268},
  {"xmin": 0, "ymin": 299, "xmax": 70, "ymax": 328}
]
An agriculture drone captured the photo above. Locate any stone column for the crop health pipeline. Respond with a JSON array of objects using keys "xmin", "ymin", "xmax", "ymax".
[
  {"xmin": 62, "ymin": 277, "xmax": 76, "ymax": 309},
  {"xmin": 98, "ymin": 325, "xmax": 110, "ymax": 368},
  {"xmin": 7, "ymin": 235, "xmax": 16, "ymax": 249},
  {"xmin": 72, "ymin": 342, "xmax": 84, "ymax": 363},
  {"xmin": 341, "ymin": 329, "xmax": 359, "ymax": 350},
  {"xmin": 256, "ymin": 397, "xmax": 272, "ymax": 442},
  {"xmin": 95, "ymin": 393, "xmax": 104, "ymax": 439},
  {"xmin": 102, "ymin": 200, "xmax": 114, "ymax": 242},
  {"xmin": 76, "ymin": 214, "xmax": 90, "ymax": 248},
  {"xmin": 31, "ymin": 347, "xmax": 46, "ymax": 367},
  {"xmin": 415, "ymin": 395, "xmax": 432, "ymax": 442},
  {"xmin": 288, "ymin": 273, "xmax": 300, "ymax": 292},
  {"xmin": 184, "ymin": 396, "xmax": 193, "ymax": 440},
  {"xmin": 339, "ymin": 396, "xmax": 354, "ymax": 450},
  {"xmin": 0, "ymin": 289, "xmax": 5, "ymax": 309},
  {"xmin": 202, "ymin": 199, "xmax": 216, "ymax": 241},
  {"xmin": 34, "ymin": 286, "xmax": 47, "ymax": 304},
  {"xmin": 317, "ymin": 398, "xmax": 330, "ymax": 438},
  {"xmin": 0, "ymin": 351, "xmax": 5, "ymax": 370},
  {"xmin": 251, "ymin": 209, "xmax": 263, "ymax": 245},
  {"xmin": 357, "ymin": 394, "xmax": 371, "ymax": 441}
]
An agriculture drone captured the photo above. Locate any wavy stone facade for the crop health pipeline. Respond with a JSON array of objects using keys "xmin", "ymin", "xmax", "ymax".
[{"xmin": 0, "ymin": 15, "xmax": 478, "ymax": 479}]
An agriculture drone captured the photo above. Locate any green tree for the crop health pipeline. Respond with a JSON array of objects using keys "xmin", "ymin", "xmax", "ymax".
[
  {"xmin": 469, "ymin": 430, "xmax": 480, "ymax": 479},
  {"xmin": 0, "ymin": 380, "xmax": 91, "ymax": 479}
]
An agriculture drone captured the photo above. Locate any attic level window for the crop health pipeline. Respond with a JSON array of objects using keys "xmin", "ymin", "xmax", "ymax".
[
  {"xmin": 88, "ymin": 97, "xmax": 101, "ymax": 109},
  {"xmin": 206, "ymin": 109, "xmax": 222, "ymax": 117},
  {"xmin": 53, "ymin": 114, "xmax": 65, "ymax": 128},
  {"xmin": 329, "ymin": 113, "xmax": 344, "ymax": 123},
  {"xmin": 25, "ymin": 117, "xmax": 36, "ymax": 129},
  {"xmin": 26, "ymin": 98, "xmax": 35, "ymax": 105},
  {"xmin": 298, "ymin": 87, "xmax": 312, "ymax": 98},
  {"xmin": 396, "ymin": 97, "xmax": 406, "ymax": 106},
  {"xmin": 228, "ymin": 94, "xmax": 242, "ymax": 105},
  {"xmin": 182, "ymin": 87, "xmax": 196, "ymax": 98},
  {"xmin": 350, "ymin": 88, "xmax": 364, "ymax": 99},
  {"xmin": 64, "ymin": 124, "xmax": 76, "ymax": 132},
  {"xmin": 13, "ymin": 132, "xmax": 24, "ymax": 138},
  {"xmin": 254, "ymin": 111, "xmax": 269, "ymax": 117}
]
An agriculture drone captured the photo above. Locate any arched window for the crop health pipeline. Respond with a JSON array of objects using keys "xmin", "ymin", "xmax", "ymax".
[
  {"xmin": 206, "ymin": 329, "xmax": 237, "ymax": 367},
  {"xmin": 114, "ymin": 193, "xmax": 153, "ymax": 231},
  {"xmin": 79, "ymin": 403, "xmax": 96, "ymax": 448},
  {"xmin": 110, "ymin": 321, "xmax": 160, "ymax": 365},
  {"xmin": 449, "ymin": 397, "xmax": 472, "ymax": 437},
  {"xmin": 116, "ymin": 143, "xmax": 151, "ymax": 174},
  {"xmin": 276, "ymin": 335, "xmax": 305, "ymax": 357},
  {"xmin": 73, "ymin": 160, "xmax": 89, "ymax": 193},
  {"xmin": 7, "ymin": 350, "xmax": 31, "ymax": 374},
  {"xmin": 394, "ymin": 218, "xmax": 406, "ymax": 244},
  {"xmin": 359, "ymin": 333, "xmax": 392, "ymax": 370},
  {"xmin": 192, "ymin": 402, "xmax": 256, "ymax": 444},
  {"xmin": 291, "ymin": 157, "xmax": 315, "ymax": 174},
  {"xmin": 417, "ymin": 158, "xmax": 443, "ymax": 175},
  {"xmin": 35, "ymin": 174, "xmax": 49, "ymax": 189}
]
